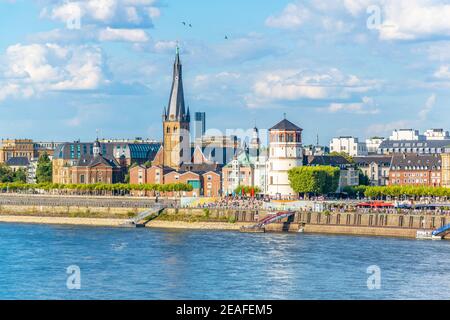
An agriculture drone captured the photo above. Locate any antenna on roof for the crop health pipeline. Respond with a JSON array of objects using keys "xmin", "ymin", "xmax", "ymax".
[{"xmin": 283, "ymin": 112, "xmax": 287, "ymax": 120}]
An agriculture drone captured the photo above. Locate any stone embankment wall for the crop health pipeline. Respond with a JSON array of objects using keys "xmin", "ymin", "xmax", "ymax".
[{"xmin": 0, "ymin": 195, "xmax": 446, "ymax": 238}]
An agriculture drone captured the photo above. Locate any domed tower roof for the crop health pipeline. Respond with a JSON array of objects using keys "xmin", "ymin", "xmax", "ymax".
[{"xmin": 93, "ymin": 138, "xmax": 102, "ymax": 156}]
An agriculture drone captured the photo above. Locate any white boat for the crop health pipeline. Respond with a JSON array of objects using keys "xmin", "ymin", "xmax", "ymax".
[{"xmin": 416, "ymin": 230, "xmax": 442, "ymax": 240}]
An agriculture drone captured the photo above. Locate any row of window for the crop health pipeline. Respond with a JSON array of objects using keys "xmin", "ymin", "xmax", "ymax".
[{"xmin": 380, "ymin": 147, "xmax": 444, "ymax": 154}]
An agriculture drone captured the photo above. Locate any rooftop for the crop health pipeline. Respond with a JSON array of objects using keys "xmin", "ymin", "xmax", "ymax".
[{"xmin": 270, "ymin": 119, "xmax": 302, "ymax": 131}]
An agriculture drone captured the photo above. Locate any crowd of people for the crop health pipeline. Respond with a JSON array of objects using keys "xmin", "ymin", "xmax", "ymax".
[
  {"xmin": 180, "ymin": 195, "xmax": 450, "ymax": 216},
  {"xmin": 190, "ymin": 196, "xmax": 268, "ymax": 210}
]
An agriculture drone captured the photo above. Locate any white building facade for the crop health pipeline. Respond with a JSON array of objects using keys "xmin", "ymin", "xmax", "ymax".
[
  {"xmin": 424, "ymin": 129, "xmax": 450, "ymax": 140},
  {"xmin": 389, "ymin": 129, "xmax": 424, "ymax": 141},
  {"xmin": 266, "ymin": 119, "xmax": 303, "ymax": 198},
  {"xmin": 330, "ymin": 137, "xmax": 368, "ymax": 157},
  {"xmin": 365, "ymin": 137, "xmax": 385, "ymax": 154},
  {"xmin": 249, "ymin": 127, "xmax": 268, "ymax": 194}
]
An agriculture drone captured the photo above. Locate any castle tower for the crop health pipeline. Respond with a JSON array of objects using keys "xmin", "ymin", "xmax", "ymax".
[
  {"xmin": 266, "ymin": 117, "xmax": 303, "ymax": 198},
  {"xmin": 163, "ymin": 46, "xmax": 191, "ymax": 169}
]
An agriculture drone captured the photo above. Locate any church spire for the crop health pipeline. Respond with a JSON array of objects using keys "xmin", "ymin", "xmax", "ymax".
[{"xmin": 166, "ymin": 45, "xmax": 187, "ymax": 122}]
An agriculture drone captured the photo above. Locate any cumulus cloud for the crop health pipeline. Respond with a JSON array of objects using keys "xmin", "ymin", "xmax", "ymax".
[
  {"xmin": 269, "ymin": 0, "xmax": 450, "ymax": 41},
  {"xmin": 340, "ymin": 0, "xmax": 450, "ymax": 41},
  {"xmin": 418, "ymin": 93, "xmax": 436, "ymax": 120},
  {"xmin": 434, "ymin": 65, "xmax": 450, "ymax": 80},
  {"xmin": 41, "ymin": 0, "xmax": 159, "ymax": 29},
  {"xmin": 265, "ymin": 3, "xmax": 310, "ymax": 30},
  {"xmin": 247, "ymin": 68, "xmax": 379, "ymax": 107},
  {"xmin": 98, "ymin": 27, "xmax": 149, "ymax": 42},
  {"xmin": 366, "ymin": 120, "xmax": 412, "ymax": 137},
  {"xmin": 35, "ymin": 0, "xmax": 161, "ymax": 44},
  {"xmin": 326, "ymin": 96, "xmax": 380, "ymax": 114},
  {"xmin": 0, "ymin": 43, "xmax": 104, "ymax": 102}
]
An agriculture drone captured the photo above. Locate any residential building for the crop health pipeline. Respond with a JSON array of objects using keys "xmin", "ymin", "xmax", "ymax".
[
  {"xmin": 441, "ymin": 150, "xmax": 450, "ymax": 188},
  {"xmin": 424, "ymin": 129, "xmax": 450, "ymax": 140},
  {"xmin": 33, "ymin": 141, "xmax": 61, "ymax": 158},
  {"xmin": 303, "ymin": 145, "xmax": 329, "ymax": 156},
  {"xmin": 52, "ymin": 139, "xmax": 160, "ymax": 184},
  {"xmin": 129, "ymin": 165, "xmax": 221, "ymax": 197},
  {"xmin": 377, "ymin": 140, "xmax": 448, "ymax": 155},
  {"xmin": 354, "ymin": 156, "xmax": 392, "ymax": 186},
  {"xmin": 5, "ymin": 157, "xmax": 30, "ymax": 172},
  {"xmin": 0, "ymin": 139, "xmax": 35, "ymax": 163},
  {"xmin": 388, "ymin": 154, "xmax": 442, "ymax": 186},
  {"xmin": 267, "ymin": 118, "xmax": 303, "ymax": 198},
  {"xmin": 329, "ymin": 137, "xmax": 368, "ymax": 157},
  {"xmin": 365, "ymin": 137, "xmax": 385, "ymax": 154},
  {"xmin": 100, "ymin": 137, "xmax": 158, "ymax": 144},
  {"xmin": 250, "ymin": 127, "xmax": 267, "ymax": 194},
  {"xmin": 222, "ymin": 148, "xmax": 254, "ymax": 195},
  {"xmin": 27, "ymin": 159, "xmax": 38, "ymax": 184},
  {"xmin": 389, "ymin": 129, "xmax": 424, "ymax": 141}
]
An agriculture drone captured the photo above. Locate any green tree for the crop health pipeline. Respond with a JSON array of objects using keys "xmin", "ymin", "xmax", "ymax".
[
  {"xmin": 234, "ymin": 185, "xmax": 261, "ymax": 195},
  {"xmin": 288, "ymin": 166, "xmax": 340, "ymax": 196},
  {"xmin": 13, "ymin": 168, "xmax": 27, "ymax": 183},
  {"xmin": 0, "ymin": 164, "xmax": 14, "ymax": 182},
  {"xmin": 358, "ymin": 170, "xmax": 370, "ymax": 186},
  {"xmin": 36, "ymin": 153, "xmax": 52, "ymax": 183}
]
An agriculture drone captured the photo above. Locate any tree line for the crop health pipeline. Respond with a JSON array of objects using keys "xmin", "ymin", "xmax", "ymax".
[
  {"xmin": 344, "ymin": 185, "xmax": 450, "ymax": 199},
  {"xmin": 0, "ymin": 182, "xmax": 193, "ymax": 196}
]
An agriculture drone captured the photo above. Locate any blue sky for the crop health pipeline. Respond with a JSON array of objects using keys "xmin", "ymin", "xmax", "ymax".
[{"xmin": 1, "ymin": 0, "xmax": 450, "ymax": 145}]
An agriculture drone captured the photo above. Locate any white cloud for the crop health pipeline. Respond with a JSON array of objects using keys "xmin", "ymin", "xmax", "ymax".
[
  {"xmin": 36, "ymin": 0, "xmax": 160, "ymax": 44},
  {"xmin": 0, "ymin": 43, "xmax": 104, "ymax": 102},
  {"xmin": 248, "ymin": 68, "xmax": 379, "ymax": 106},
  {"xmin": 43, "ymin": 0, "xmax": 159, "ymax": 28},
  {"xmin": 98, "ymin": 27, "xmax": 149, "ymax": 42},
  {"xmin": 326, "ymin": 96, "xmax": 380, "ymax": 114},
  {"xmin": 366, "ymin": 120, "xmax": 412, "ymax": 137},
  {"xmin": 339, "ymin": 0, "xmax": 450, "ymax": 41},
  {"xmin": 418, "ymin": 93, "xmax": 436, "ymax": 120},
  {"xmin": 265, "ymin": 3, "xmax": 310, "ymax": 30},
  {"xmin": 434, "ymin": 65, "xmax": 450, "ymax": 80}
]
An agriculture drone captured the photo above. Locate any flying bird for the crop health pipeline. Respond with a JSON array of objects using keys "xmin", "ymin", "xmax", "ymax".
[
  {"xmin": 182, "ymin": 21, "xmax": 186, "ymax": 26},
  {"xmin": 189, "ymin": 23, "xmax": 192, "ymax": 27},
  {"xmin": 224, "ymin": 35, "xmax": 228, "ymax": 40}
]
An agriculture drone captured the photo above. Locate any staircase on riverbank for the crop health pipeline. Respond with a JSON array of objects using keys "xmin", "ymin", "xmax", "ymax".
[{"xmin": 120, "ymin": 204, "xmax": 166, "ymax": 228}]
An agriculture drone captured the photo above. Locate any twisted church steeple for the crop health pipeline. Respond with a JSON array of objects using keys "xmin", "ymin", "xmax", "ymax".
[{"xmin": 164, "ymin": 46, "xmax": 189, "ymax": 122}]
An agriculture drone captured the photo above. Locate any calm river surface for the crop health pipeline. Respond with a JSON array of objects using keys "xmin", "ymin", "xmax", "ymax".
[{"xmin": 1, "ymin": 222, "xmax": 450, "ymax": 300}]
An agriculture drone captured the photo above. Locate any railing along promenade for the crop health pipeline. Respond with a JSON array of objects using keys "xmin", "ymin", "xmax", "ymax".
[{"xmin": 0, "ymin": 193, "xmax": 178, "ymax": 209}]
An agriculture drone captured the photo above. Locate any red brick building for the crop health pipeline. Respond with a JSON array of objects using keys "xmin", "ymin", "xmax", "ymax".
[
  {"xmin": 129, "ymin": 165, "xmax": 221, "ymax": 197},
  {"xmin": 388, "ymin": 154, "xmax": 442, "ymax": 186}
]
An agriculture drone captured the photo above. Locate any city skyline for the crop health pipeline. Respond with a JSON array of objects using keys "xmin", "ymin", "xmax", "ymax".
[{"xmin": 1, "ymin": 0, "xmax": 450, "ymax": 145}]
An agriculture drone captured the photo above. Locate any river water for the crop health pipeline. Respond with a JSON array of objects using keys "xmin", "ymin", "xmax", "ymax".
[{"xmin": 1, "ymin": 222, "xmax": 450, "ymax": 300}]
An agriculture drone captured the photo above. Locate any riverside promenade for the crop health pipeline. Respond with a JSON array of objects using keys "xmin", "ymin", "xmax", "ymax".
[
  {"xmin": 0, "ymin": 194, "xmax": 178, "ymax": 208},
  {"xmin": 0, "ymin": 193, "xmax": 448, "ymax": 239}
]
